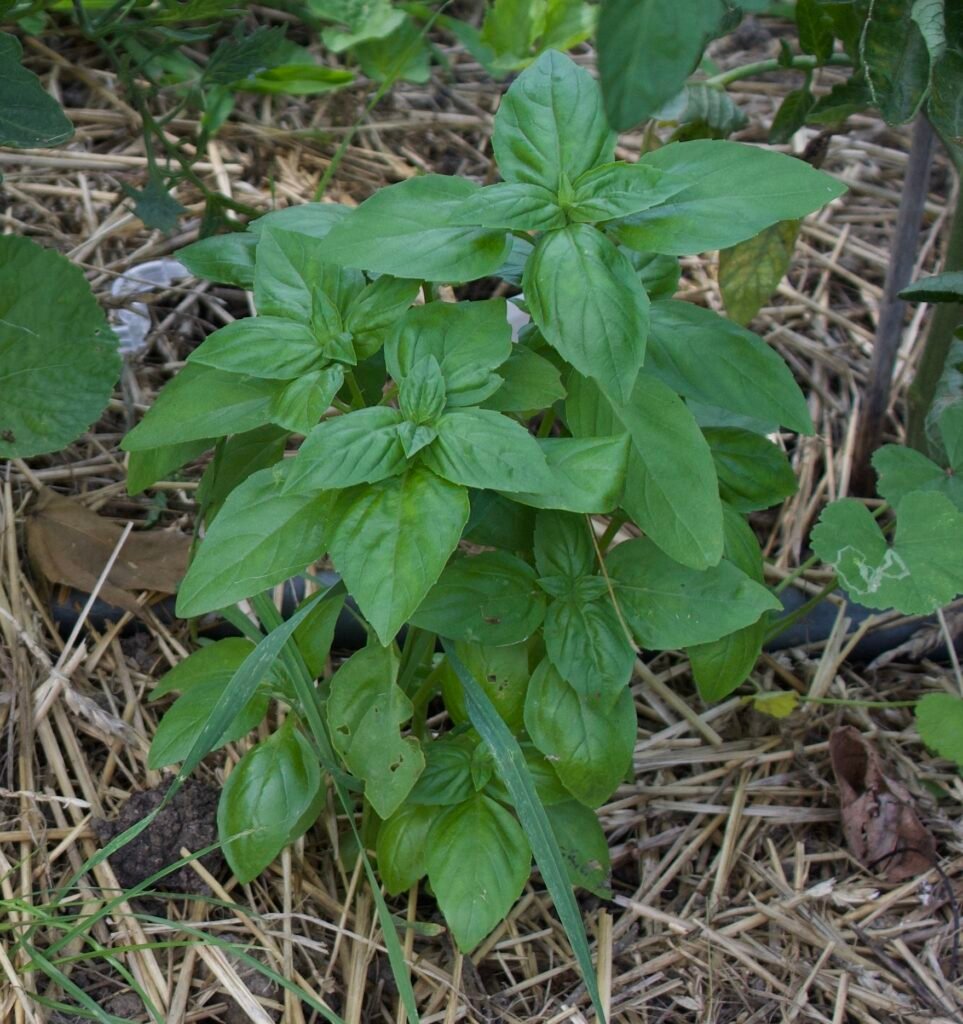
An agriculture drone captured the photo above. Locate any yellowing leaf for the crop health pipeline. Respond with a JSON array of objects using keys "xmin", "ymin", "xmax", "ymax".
[
  {"xmin": 751, "ymin": 691, "xmax": 799, "ymax": 718},
  {"xmin": 719, "ymin": 220, "xmax": 799, "ymax": 326}
]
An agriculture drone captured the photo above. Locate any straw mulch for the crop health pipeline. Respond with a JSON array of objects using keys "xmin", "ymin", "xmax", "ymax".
[{"xmin": 1, "ymin": 13, "xmax": 961, "ymax": 1024}]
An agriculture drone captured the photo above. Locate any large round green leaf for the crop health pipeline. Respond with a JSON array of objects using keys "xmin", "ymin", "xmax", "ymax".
[{"xmin": 0, "ymin": 236, "xmax": 119, "ymax": 458}]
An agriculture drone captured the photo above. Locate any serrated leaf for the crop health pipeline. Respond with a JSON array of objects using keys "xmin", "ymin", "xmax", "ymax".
[
  {"xmin": 410, "ymin": 550, "xmax": 547, "ymax": 646},
  {"xmin": 328, "ymin": 644, "xmax": 424, "ymax": 819},
  {"xmin": 493, "ymin": 49, "xmax": 614, "ymax": 191},
  {"xmin": 915, "ymin": 692, "xmax": 963, "ymax": 770},
  {"xmin": 872, "ymin": 442, "xmax": 963, "ymax": 512},
  {"xmin": 0, "ymin": 236, "xmax": 119, "ymax": 459},
  {"xmin": 426, "ymin": 794, "xmax": 531, "ymax": 951},
  {"xmin": 524, "ymin": 657, "xmax": 635, "ymax": 807},
  {"xmin": 328, "ymin": 467, "xmax": 469, "ymax": 645},
  {"xmin": 719, "ymin": 221, "xmax": 800, "ymax": 326},
  {"xmin": 524, "ymin": 223, "xmax": 649, "ymax": 404},
  {"xmin": 863, "ymin": 0, "xmax": 930, "ymax": 125},
  {"xmin": 769, "ymin": 89, "xmax": 816, "ymax": 145},
  {"xmin": 811, "ymin": 492, "xmax": 963, "ymax": 615}
]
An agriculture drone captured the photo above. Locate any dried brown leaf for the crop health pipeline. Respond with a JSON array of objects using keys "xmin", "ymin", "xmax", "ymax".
[
  {"xmin": 26, "ymin": 489, "xmax": 190, "ymax": 613},
  {"xmin": 829, "ymin": 725, "xmax": 937, "ymax": 882}
]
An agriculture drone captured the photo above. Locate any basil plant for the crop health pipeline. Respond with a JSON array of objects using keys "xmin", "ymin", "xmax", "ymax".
[{"xmin": 123, "ymin": 51, "xmax": 844, "ymax": 951}]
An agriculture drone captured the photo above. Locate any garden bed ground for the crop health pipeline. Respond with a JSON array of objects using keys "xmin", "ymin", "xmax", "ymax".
[{"xmin": 1, "ymin": 12, "xmax": 962, "ymax": 1024}]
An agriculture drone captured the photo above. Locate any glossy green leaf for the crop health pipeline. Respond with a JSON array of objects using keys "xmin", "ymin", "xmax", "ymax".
[
  {"xmin": 483, "ymin": 345, "xmax": 565, "ymax": 413},
  {"xmin": 189, "ymin": 317, "xmax": 325, "ymax": 379},
  {"xmin": 177, "ymin": 232, "xmax": 257, "ymax": 288},
  {"xmin": 177, "ymin": 462, "xmax": 331, "ymax": 617},
  {"xmin": 566, "ymin": 372, "xmax": 723, "ymax": 569},
  {"xmin": 568, "ymin": 162, "xmax": 687, "ymax": 222},
  {"xmin": 197, "ymin": 425, "xmax": 289, "ymax": 523},
  {"xmin": 648, "ymin": 300, "xmax": 813, "ymax": 434},
  {"xmin": 719, "ymin": 220, "xmax": 800, "ymax": 326},
  {"xmin": 293, "ymin": 589, "xmax": 346, "ymax": 678},
  {"xmin": 441, "ymin": 641, "xmax": 531, "ymax": 732},
  {"xmin": 625, "ymin": 251, "xmax": 680, "ymax": 301},
  {"xmin": 606, "ymin": 536, "xmax": 780, "ymax": 649},
  {"xmin": 122, "ymin": 365, "xmax": 286, "ymax": 450},
  {"xmin": 285, "ymin": 407, "xmax": 407, "ymax": 492},
  {"xmin": 411, "ymin": 550, "xmax": 547, "ymax": 646},
  {"xmin": 409, "ymin": 733, "xmax": 477, "ymax": 805},
  {"xmin": 426, "ymin": 794, "xmax": 531, "ymax": 951},
  {"xmin": 863, "ymin": 0, "xmax": 929, "ymax": 125},
  {"xmin": 218, "ymin": 718, "xmax": 322, "ymax": 882},
  {"xmin": 811, "ymin": 492, "xmax": 963, "ymax": 614},
  {"xmin": 0, "ymin": 236, "xmax": 119, "ymax": 459},
  {"xmin": 328, "ymin": 467, "xmax": 470, "ymax": 645},
  {"xmin": 596, "ymin": 0, "xmax": 724, "ymax": 130},
  {"xmin": 150, "ymin": 637, "xmax": 257, "ymax": 700},
  {"xmin": 524, "ymin": 224, "xmax": 649, "ymax": 404},
  {"xmin": 493, "ymin": 49, "xmax": 614, "ymax": 191},
  {"xmin": 320, "ymin": 176, "xmax": 512, "ymax": 281},
  {"xmin": 127, "ymin": 438, "xmax": 212, "ymax": 496},
  {"xmin": 269, "ymin": 366, "xmax": 343, "ymax": 436},
  {"xmin": 534, "ymin": 510, "xmax": 595, "ymax": 580},
  {"xmin": 705, "ymin": 427, "xmax": 798, "ymax": 512},
  {"xmin": 915, "ymin": 693, "xmax": 963, "ymax": 770},
  {"xmin": 796, "ymin": 0, "xmax": 835, "ymax": 60},
  {"xmin": 424, "ymin": 408, "xmax": 553, "ymax": 493},
  {"xmin": 344, "ymin": 275, "xmax": 420, "ymax": 358},
  {"xmin": 250, "ymin": 202, "xmax": 350, "ymax": 240},
  {"xmin": 546, "ymin": 800, "xmax": 611, "ymax": 897},
  {"xmin": 769, "ymin": 89, "xmax": 816, "ymax": 145},
  {"xmin": 0, "ymin": 33, "xmax": 73, "ymax": 148},
  {"xmin": 376, "ymin": 803, "xmax": 439, "ymax": 894},
  {"xmin": 385, "ymin": 299, "xmax": 511, "ymax": 406},
  {"xmin": 453, "ymin": 182, "xmax": 566, "ymax": 230},
  {"xmin": 615, "ymin": 141, "xmax": 845, "ymax": 255},
  {"xmin": 524, "ymin": 657, "xmax": 635, "ymax": 807},
  {"xmin": 508, "ymin": 435, "xmax": 629, "ymax": 514},
  {"xmin": 328, "ymin": 644, "xmax": 424, "ymax": 819},
  {"xmin": 900, "ymin": 270, "xmax": 963, "ymax": 304}
]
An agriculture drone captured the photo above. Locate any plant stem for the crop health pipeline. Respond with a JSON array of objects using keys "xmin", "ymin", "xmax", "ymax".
[
  {"xmin": 596, "ymin": 512, "xmax": 627, "ymax": 554},
  {"xmin": 851, "ymin": 115, "xmax": 936, "ymax": 495},
  {"xmin": 763, "ymin": 576, "xmax": 839, "ymax": 644},
  {"xmin": 907, "ymin": 170, "xmax": 963, "ymax": 453},
  {"xmin": 705, "ymin": 53, "xmax": 851, "ymax": 88}
]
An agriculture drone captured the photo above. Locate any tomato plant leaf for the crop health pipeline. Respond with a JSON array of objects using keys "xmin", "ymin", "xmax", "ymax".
[{"xmin": 862, "ymin": 0, "xmax": 930, "ymax": 125}]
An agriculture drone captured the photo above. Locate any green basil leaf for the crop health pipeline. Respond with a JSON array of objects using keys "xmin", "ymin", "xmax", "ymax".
[
  {"xmin": 293, "ymin": 588, "xmax": 345, "ymax": 678},
  {"xmin": 353, "ymin": 16, "xmax": 432, "ymax": 84},
  {"xmin": 410, "ymin": 550, "xmax": 547, "ymax": 646},
  {"xmin": 285, "ymin": 407, "xmax": 407, "ymax": 491},
  {"xmin": 440, "ymin": 641, "xmax": 530, "ymax": 733},
  {"xmin": 863, "ymin": 0, "xmax": 930, "ymax": 125},
  {"xmin": 122, "ymin": 365, "xmax": 286, "ymax": 450},
  {"xmin": 343, "ymin": 275, "xmax": 420, "ymax": 358},
  {"xmin": 566, "ymin": 372, "xmax": 723, "ymax": 569},
  {"xmin": 0, "ymin": 236, "xmax": 119, "ymax": 460},
  {"xmin": 320, "ymin": 175, "xmax": 512, "ymax": 281},
  {"xmin": 0, "ymin": 32, "xmax": 73, "ymax": 148},
  {"xmin": 811, "ymin": 492, "xmax": 963, "ymax": 615},
  {"xmin": 524, "ymin": 657, "xmax": 635, "ymax": 807},
  {"xmin": 625, "ymin": 251, "xmax": 680, "ymax": 301},
  {"xmin": 597, "ymin": 0, "xmax": 725, "ymax": 130},
  {"xmin": 409, "ymin": 733, "xmax": 477, "ymax": 805},
  {"xmin": 569, "ymin": 162, "xmax": 687, "ymax": 222},
  {"xmin": 508, "ymin": 435, "xmax": 629, "ymax": 514},
  {"xmin": 376, "ymin": 803, "xmax": 440, "ymax": 895},
  {"xmin": 218, "ymin": 717, "xmax": 322, "ymax": 883},
  {"xmin": 328, "ymin": 467, "xmax": 470, "ymax": 645},
  {"xmin": 128, "ymin": 438, "xmax": 212, "ymax": 496},
  {"xmin": 177, "ymin": 462, "xmax": 332, "ymax": 617},
  {"xmin": 482, "ymin": 345, "xmax": 566, "ymax": 414},
  {"xmin": 546, "ymin": 800, "xmax": 611, "ymax": 897},
  {"xmin": 464, "ymin": 491, "xmax": 536, "ymax": 552},
  {"xmin": 453, "ymin": 182, "xmax": 566, "ymax": 231},
  {"xmin": 534, "ymin": 510, "xmax": 595, "ymax": 579},
  {"xmin": 426, "ymin": 794, "xmax": 531, "ymax": 952},
  {"xmin": 198, "ymin": 425, "xmax": 289, "ymax": 524},
  {"xmin": 250, "ymin": 202, "xmax": 350, "ymax": 240},
  {"xmin": 615, "ymin": 140, "xmax": 845, "ymax": 255},
  {"xmin": 719, "ymin": 220, "xmax": 800, "ymax": 326},
  {"xmin": 606, "ymin": 536, "xmax": 781, "ymax": 649},
  {"xmin": 525, "ymin": 224, "xmax": 649, "ymax": 404},
  {"xmin": 150, "ymin": 638, "xmax": 257, "ymax": 699},
  {"xmin": 385, "ymin": 299, "xmax": 512, "ymax": 407},
  {"xmin": 493, "ymin": 49, "xmax": 614, "ymax": 191},
  {"xmin": 399, "ymin": 355, "xmax": 446, "ymax": 425},
  {"xmin": 543, "ymin": 593, "xmax": 634, "ymax": 705},
  {"xmin": 177, "ymin": 232, "xmax": 257, "ymax": 288},
  {"xmin": 648, "ymin": 300, "xmax": 813, "ymax": 435},
  {"xmin": 424, "ymin": 408, "xmax": 554, "ymax": 493},
  {"xmin": 705, "ymin": 427, "xmax": 798, "ymax": 512},
  {"xmin": 268, "ymin": 365, "xmax": 344, "ymax": 436},
  {"xmin": 189, "ymin": 316, "xmax": 324, "ymax": 379},
  {"xmin": 254, "ymin": 225, "xmax": 364, "ymax": 328},
  {"xmin": 149, "ymin": 679, "xmax": 269, "ymax": 769},
  {"xmin": 328, "ymin": 643, "xmax": 425, "ymax": 819}
]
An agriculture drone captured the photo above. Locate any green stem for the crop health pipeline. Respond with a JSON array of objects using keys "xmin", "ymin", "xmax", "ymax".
[
  {"xmin": 705, "ymin": 53, "xmax": 851, "ymax": 88},
  {"xmin": 907, "ymin": 171, "xmax": 963, "ymax": 453},
  {"xmin": 596, "ymin": 512, "xmax": 627, "ymax": 554},
  {"xmin": 802, "ymin": 696, "xmax": 920, "ymax": 708},
  {"xmin": 345, "ymin": 371, "xmax": 366, "ymax": 410},
  {"xmin": 536, "ymin": 408, "xmax": 556, "ymax": 438},
  {"xmin": 763, "ymin": 576, "xmax": 839, "ymax": 644}
]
